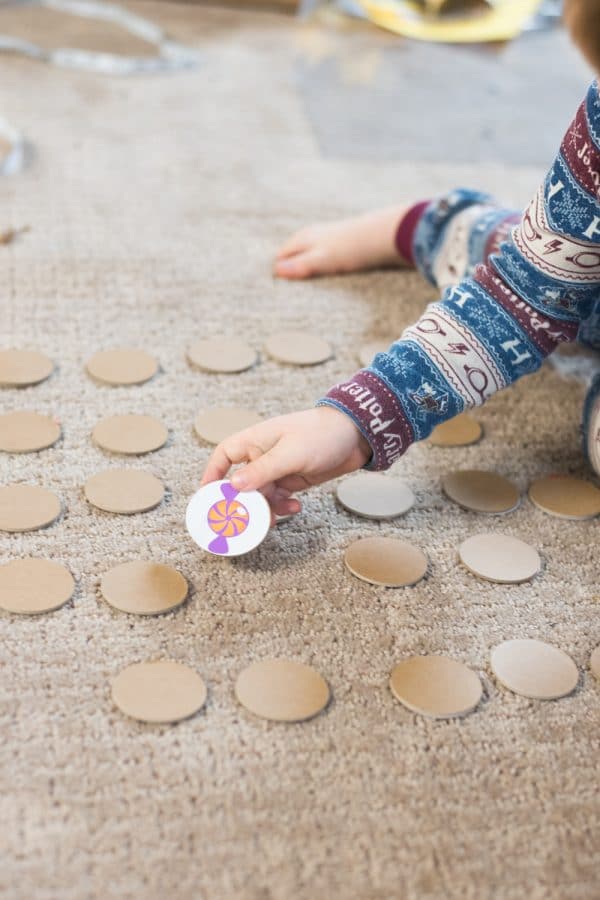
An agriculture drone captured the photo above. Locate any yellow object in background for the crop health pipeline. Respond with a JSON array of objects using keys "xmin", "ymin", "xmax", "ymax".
[{"xmin": 359, "ymin": 0, "xmax": 546, "ymax": 43}]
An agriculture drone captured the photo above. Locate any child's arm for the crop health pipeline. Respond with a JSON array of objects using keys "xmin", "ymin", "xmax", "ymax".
[
  {"xmin": 322, "ymin": 82, "xmax": 600, "ymax": 469},
  {"xmin": 203, "ymin": 82, "xmax": 600, "ymax": 501}
]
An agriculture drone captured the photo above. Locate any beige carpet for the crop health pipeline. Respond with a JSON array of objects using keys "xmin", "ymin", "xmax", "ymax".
[{"xmin": 0, "ymin": 4, "xmax": 598, "ymax": 898}]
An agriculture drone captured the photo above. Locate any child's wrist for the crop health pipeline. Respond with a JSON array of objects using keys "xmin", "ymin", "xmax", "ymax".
[{"xmin": 316, "ymin": 403, "xmax": 373, "ymax": 467}]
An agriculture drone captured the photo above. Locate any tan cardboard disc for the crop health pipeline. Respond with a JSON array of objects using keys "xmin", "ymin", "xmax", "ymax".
[
  {"xmin": 458, "ymin": 532, "xmax": 541, "ymax": 584},
  {"xmin": 358, "ymin": 339, "xmax": 391, "ymax": 368},
  {"xmin": 389, "ymin": 655, "xmax": 482, "ymax": 719},
  {"xmin": 194, "ymin": 407, "xmax": 263, "ymax": 445},
  {"xmin": 429, "ymin": 413, "xmax": 482, "ymax": 447},
  {"xmin": 490, "ymin": 639, "xmax": 579, "ymax": 700},
  {"xmin": 235, "ymin": 658, "xmax": 330, "ymax": 722},
  {"xmin": 590, "ymin": 646, "xmax": 600, "ymax": 680},
  {"xmin": 92, "ymin": 414, "xmax": 168, "ymax": 455},
  {"xmin": 0, "ymin": 558, "xmax": 74, "ymax": 614},
  {"xmin": 442, "ymin": 469, "xmax": 520, "ymax": 514},
  {"xmin": 0, "ymin": 349, "xmax": 54, "ymax": 387},
  {"xmin": 187, "ymin": 337, "xmax": 257, "ymax": 374},
  {"xmin": 528, "ymin": 474, "xmax": 600, "ymax": 520},
  {"xmin": 336, "ymin": 473, "xmax": 415, "ymax": 520},
  {"xmin": 112, "ymin": 661, "xmax": 207, "ymax": 724},
  {"xmin": 344, "ymin": 536, "xmax": 428, "ymax": 587},
  {"xmin": 0, "ymin": 484, "xmax": 61, "ymax": 532},
  {"xmin": 0, "ymin": 411, "xmax": 61, "ymax": 453},
  {"xmin": 264, "ymin": 330, "xmax": 332, "ymax": 366},
  {"xmin": 86, "ymin": 349, "xmax": 158, "ymax": 386},
  {"xmin": 101, "ymin": 560, "xmax": 188, "ymax": 615},
  {"xmin": 84, "ymin": 469, "xmax": 164, "ymax": 514}
]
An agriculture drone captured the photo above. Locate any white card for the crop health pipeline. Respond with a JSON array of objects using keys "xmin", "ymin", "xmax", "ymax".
[{"xmin": 185, "ymin": 480, "xmax": 270, "ymax": 557}]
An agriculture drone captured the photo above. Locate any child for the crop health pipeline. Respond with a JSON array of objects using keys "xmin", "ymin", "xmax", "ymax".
[{"xmin": 202, "ymin": 0, "xmax": 600, "ymax": 520}]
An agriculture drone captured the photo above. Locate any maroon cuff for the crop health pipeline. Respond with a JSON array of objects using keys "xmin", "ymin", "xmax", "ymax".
[
  {"xmin": 395, "ymin": 200, "xmax": 430, "ymax": 266},
  {"xmin": 323, "ymin": 370, "xmax": 414, "ymax": 470}
]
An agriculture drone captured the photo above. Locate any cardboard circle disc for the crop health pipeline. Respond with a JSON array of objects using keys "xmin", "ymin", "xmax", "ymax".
[
  {"xmin": 442, "ymin": 469, "xmax": 520, "ymax": 514},
  {"xmin": 389, "ymin": 655, "xmax": 482, "ymax": 718},
  {"xmin": 112, "ymin": 661, "xmax": 207, "ymax": 724},
  {"xmin": 429, "ymin": 413, "xmax": 482, "ymax": 447},
  {"xmin": 344, "ymin": 536, "xmax": 428, "ymax": 587},
  {"xmin": 490, "ymin": 639, "xmax": 579, "ymax": 699},
  {"xmin": 92, "ymin": 414, "xmax": 168, "ymax": 455},
  {"xmin": 86, "ymin": 349, "xmax": 158, "ymax": 386},
  {"xmin": 186, "ymin": 480, "xmax": 270, "ymax": 556},
  {"xmin": 187, "ymin": 337, "xmax": 257, "ymax": 374},
  {"xmin": 194, "ymin": 407, "xmax": 263, "ymax": 445},
  {"xmin": 264, "ymin": 330, "xmax": 332, "ymax": 366},
  {"xmin": 235, "ymin": 658, "xmax": 330, "ymax": 722},
  {"xmin": 84, "ymin": 469, "xmax": 164, "ymax": 514},
  {"xmin": 358, "ymin": 339, "xmax": 391, "ymax": 368},
  {"xmin": 0, "ymin": 558, "xmax": 74, "ymax": 614},
  {"xmin": 0, "ymin": 349, "xmax": 54, "ymax": 387},
  {"xmin": 459, "ymin": 532, "xmax": 541, "ymax": 584},
  {"xmin": 101, "ymin": 560, "xmax": 188, "ymax": 615},
  {"xmin": 0, "ymin": 484, "xmax": 61, "ymax": 532},
  {"xmin": 590, "ymin": 646, "xmax": 600, "ymax": 680},
  {"xmin": 336, "ymin": 473, "xmax": 414, "ymax": 520},
  {"xmin": 0, "ymin": 411, "xmax": 61, "ymax": 453},
  {"xmin": 528, "ymin": 474, "xmax": 600, "ymax": 520}
]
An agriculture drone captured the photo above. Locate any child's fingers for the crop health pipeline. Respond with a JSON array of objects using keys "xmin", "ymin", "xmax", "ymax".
[
  {"xmin": 276, "ymin": 497, "xmax": 302, "ymax": 517},
  {"xmin": 200, "ymin": 442, "xmax": 237, "ymax": 485},
  {"xmin": 230, "ymin": 440, "xmax": 300, "ymax": 492},
  {"xmin": 201, "ymin": 429, "xmax": 269, "ymax": 485},
  {"xmin": 264, "ymin": 486, "xmax": 302, "ymax": 518},
  {"xmin": 273, "ymin": 473, "xmax": 311, "ymax": 493}
]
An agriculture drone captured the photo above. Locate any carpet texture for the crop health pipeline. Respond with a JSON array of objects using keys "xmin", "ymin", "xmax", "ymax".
[{"xmin": 0, "ymin": 4, "xmax": 598, "ymax": 898}]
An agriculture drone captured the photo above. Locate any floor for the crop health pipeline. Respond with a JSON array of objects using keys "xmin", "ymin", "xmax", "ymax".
[{"xmin": 0, "ymin": 3, "xmax": 598, "ymax": 898}]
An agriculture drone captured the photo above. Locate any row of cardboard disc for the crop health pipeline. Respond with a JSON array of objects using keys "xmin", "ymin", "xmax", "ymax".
[
  {"xmin": 0, "ymin": 333, "xmax": 334, "ymax": 389},
  {"xmin": 0, "ymin": 537, "xmax": 542, "ymax": 618},
  {"xmin": 0, "ymin": 473, "xmax": 166, "ymax": 528},
  {"xmin": 342, "ymin": 532, "xmax": 542, "ymax": 586},
  {"xmin": 0, "ymin": 467, "xmax": 598, "ymax": 533},
  {"xmin": 0, "ymin": 334, "xmax": 402, "ymax": 387},
  {"xmin": 0, "ymin": 411, "xmax": 168, "ymax": 454},
  {"xmin": 0, "ymin": 408, "xmax": 485, "ymax": 455},
  {"xmin": 336, "ymin": 470, "xmax": 600, "ymax": 521},
  {"xmin": 110, "ymin": 639, "xmax": 597, "ymax": 725},
  {"xmin": 0, "ymin": 512, "xmax": 560, "ymax": 622}
]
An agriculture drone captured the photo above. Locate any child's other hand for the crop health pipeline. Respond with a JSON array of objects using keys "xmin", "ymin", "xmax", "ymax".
[{"xmin": 200, "ymin": 407, "xmax": 371, "ymax": 519}]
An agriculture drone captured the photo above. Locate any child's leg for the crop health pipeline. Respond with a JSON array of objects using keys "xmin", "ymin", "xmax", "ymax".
[{"xmin": 408, "ymin": 189, "xmax": 520, "ymax": 290}]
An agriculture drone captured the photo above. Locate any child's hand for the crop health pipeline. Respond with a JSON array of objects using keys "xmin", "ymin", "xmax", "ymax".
[{"xmin": 201, "ymin": 406, "xmax": 371, "ymax": 518}]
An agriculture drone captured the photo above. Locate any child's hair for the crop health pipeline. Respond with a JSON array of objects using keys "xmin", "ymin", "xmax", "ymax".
[{"xmin": 564, "ymin": 0, "xmax": 600, "ymax": 73}]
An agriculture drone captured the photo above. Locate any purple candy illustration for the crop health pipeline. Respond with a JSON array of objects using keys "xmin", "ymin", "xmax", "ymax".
[{"xmin": 206, "ymin": 482, "xmax": 250, "ymax": 554}]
